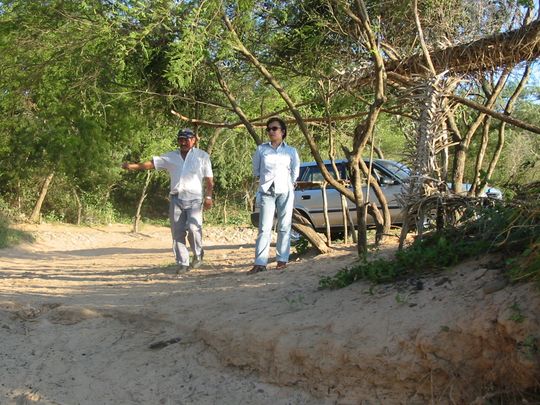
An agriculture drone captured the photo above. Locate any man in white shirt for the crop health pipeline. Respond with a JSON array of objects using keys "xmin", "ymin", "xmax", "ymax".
[{"xmin": 122, "ymin": 128, "xmax": 214, "ymax": 274}]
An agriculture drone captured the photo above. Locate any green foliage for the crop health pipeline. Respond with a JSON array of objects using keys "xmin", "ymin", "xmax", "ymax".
[
  {"xmin": 79, "ymin": 193, "xmax": 119, "ymax": 225},
  {"xmin": 165, "ymin": 7, "xmax": 210, "ymax": 90},
  {"xmin": 395, "ymin": 292, "xmax": 410, "ymax": 304},
  {"xmin": 0, "ymin": 0, "xmax": 538, "ymax": 235},
  {"xmin": 520, "ymin": 335, "xmax": 538, "ymax": 357},
  {"xmin": 506, "ymin": 242, "xmax": 540, "ymax": 284},
  {"xmin": 38, "ymin": 173, "xmax": 123, "ymax": 225},
  {"xmin": 0, "ymin": 0, "xmax": 157, "ymax": 222},
  {"xmin": 319, "ymin": 233, "xmax": 490, "ymax": 289},
  {"xmin": 293, "ymin": 236, "xmax": 310, "ymax": 255},
  {"xmin": 374, "ymin": 114, "xmax": 409, "ymax": 160},
  {"xmin": 284, "ymin": 294, "xmax": 306, "ymax": 310},
  {"xmin": 0, "ymin": 217, "xmax": 33, "ymax": 249},
  {"xmin": 210, "ymin": 129, "xmax": 256, "ymax": 194}
]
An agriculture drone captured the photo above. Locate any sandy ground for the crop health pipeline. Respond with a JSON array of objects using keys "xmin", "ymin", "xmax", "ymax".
[
  {"xmin": 1, "ymin": 223, "xmax": 539, "ymax": 405},
  {"xmin": 0, "ymin": 223, "xmax": 363, "ymax": 405}
]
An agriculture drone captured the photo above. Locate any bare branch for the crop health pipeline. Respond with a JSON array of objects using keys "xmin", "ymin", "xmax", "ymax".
[
  {"xmin": 214, "ymin": 66, "xmax": 262, "ymax": 145},
  {"xmin": 448, "ymin": 94, "xmax": 540, "ymax": 135},
  {"xmin": 412, "ymin": 0, "xmax": 436, "ymax": 75}
]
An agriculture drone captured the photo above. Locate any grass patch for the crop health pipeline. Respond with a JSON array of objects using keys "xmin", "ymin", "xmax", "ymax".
[{"xmin": 0, "ymin": 216, "xmax": 34, "ymax": 249}]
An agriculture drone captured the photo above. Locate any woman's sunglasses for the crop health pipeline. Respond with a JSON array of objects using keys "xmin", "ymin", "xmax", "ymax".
[{"xmin": 266, "ymin": 126, "xmax": 282, "ymax": 132}]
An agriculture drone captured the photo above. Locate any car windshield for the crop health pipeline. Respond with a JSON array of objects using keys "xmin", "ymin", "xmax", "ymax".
[{"xmin": 377, "ymin": 161, "xmax": 411, "ymax": 181}]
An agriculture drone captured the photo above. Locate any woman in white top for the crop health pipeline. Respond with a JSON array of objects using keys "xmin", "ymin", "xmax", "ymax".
[{"xmin": 249, "ymin": 117, "xmax": 300, "ymax": 274}]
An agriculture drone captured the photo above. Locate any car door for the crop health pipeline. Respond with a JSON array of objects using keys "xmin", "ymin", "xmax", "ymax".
[
  {"xmin": 294, "ymin": 160, "xmax": 405, "ymax": 229},
  {"xmin": 370, "ymin": 164, "xmax": 404, "ymax": 224},
  {"xmin": 295, "ymin": 162, "xmax": 350, "ymax": 230}
]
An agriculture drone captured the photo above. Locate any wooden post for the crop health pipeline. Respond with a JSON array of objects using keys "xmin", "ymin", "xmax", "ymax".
[
  {"xmin": 341, "ymin": 194, "xmax": 349, "ymax": 244},
  {"xmin": 133, "ymin": 171, "xmax": 152, "ymax": 233},
  {"xmin": 321, "ymin": 182, "xmax": 331, "ymax": 246}
]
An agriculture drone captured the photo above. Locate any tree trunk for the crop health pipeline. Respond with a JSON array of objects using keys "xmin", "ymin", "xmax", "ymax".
[
  {"xmin": 359, "ymin": 159, "xmax": 391, "ymax": 239},
  {"xmin": 345, "ymin": 201, "xmax": 358, "ymax": 243},
  {"xmin": 341, "ymin": 194, "xmax": 349, "ymax": 244},
  {"xmin": 292, "ymin": 210, "xmax": 332, "ymax": 254},
  {"xmin": 206, "ymin": 127, "xmax": 224, "ymax": 156},
  {"xmin": 16, "ymin": 180, "xmax": 21, "ymax": 210},
  {"xmin": 366, "ymin": 202, "xmax": 384, "ymax": 244},
  {"xmin": 214, "ymin": 66, "xmax": 262, "ymax": 146},
  {"xmin": 29, "ymin": 172, "xmax": 54, "ymax": 223},
  {"xmin": 398, "ymin": 212, "xmax": 411, "ymax": 250},
  {"xmin": 351, "ymin": 156, "xmax": 368, "ymax": 256},
  {"xmin": 368, "ymin": 141, "xmax": 384, "ymax": 159},
  {"xmin": 384, "ymin": 20, "xmax": 540, "ymax": 78},
  {"xmin": 482, "ymin": 63, "xmax": 531, "ymax": 191},
  {"xmin": 223, "ymin": 6, "xmax": 383, "ymax": 257},
  {"xmin": 470, "ymin": 117, "xmax": 491, "ymax": 196},
  {"xmin": 132, "ymin": 171, "xmax": 152, "ymax": 233},
  {"xmin": 73, "ymin": 188, "xmax": 82, "ymax": 225}
]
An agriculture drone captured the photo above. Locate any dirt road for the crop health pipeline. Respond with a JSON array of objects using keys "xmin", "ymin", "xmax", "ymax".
[
  {"xmin": 1, "ymin": 223, "xmax": 538, "ymax": 404},
  {"xmin": 0, "ymin": 223, "xmax": 356, "ymax": 405}
]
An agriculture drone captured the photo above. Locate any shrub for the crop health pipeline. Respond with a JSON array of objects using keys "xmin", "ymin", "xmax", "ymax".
[{"xmin": 320, "ymin": 181, "xmax": 539, "ymax": 290}]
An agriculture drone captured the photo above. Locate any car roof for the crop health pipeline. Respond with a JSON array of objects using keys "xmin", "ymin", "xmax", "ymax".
[{"xmin": 300, "ymin": 158, "xmax": 399, "ymax": 167}]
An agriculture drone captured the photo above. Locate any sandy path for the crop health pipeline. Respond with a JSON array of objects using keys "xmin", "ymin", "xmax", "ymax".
[
  {"xmin": 0, "ymin": 223, "xmax": 358, "ymax": 405},
  {"xmin": 2, "ymin": 223, "xmax": 538, "ymax": 404}
]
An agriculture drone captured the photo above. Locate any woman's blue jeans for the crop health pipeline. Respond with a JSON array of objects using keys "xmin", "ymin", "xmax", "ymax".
[{"xmin": 254, "ymin": 187, "xmax": 295, "ymax": 266}]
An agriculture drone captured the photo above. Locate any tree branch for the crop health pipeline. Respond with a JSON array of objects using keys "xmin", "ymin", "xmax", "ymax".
[
  {"xmin": 448, "ymin": 94, "xmax": 540, "ymax": 135},
  {"xmin": 214, "ymin": 65, "xmax": 262, "ymax": 145},
  {"xmin": 388, "ymin": 72, "xmax": 540, "ymax": 135},
  {"xmin": 412, "ymin": 0, "xmax": 436, "ymax": 75}
]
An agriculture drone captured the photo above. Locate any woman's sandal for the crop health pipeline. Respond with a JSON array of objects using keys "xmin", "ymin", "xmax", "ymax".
[{"xmin": 247, "ymin": 265, "xmax": 267, "ymax": 275}]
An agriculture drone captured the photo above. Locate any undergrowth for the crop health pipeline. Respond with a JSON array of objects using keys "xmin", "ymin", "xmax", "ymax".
[
  {"xmin": 319, "ymin": 234, "xmax": 490, "ymax": 289},
  {"xmin": 319, "ymin": 182, "xmax": 539, "ymax": 290},
  {"xmin": 204, "ymin": 201, "xmax": 250, "ymax": 226}
]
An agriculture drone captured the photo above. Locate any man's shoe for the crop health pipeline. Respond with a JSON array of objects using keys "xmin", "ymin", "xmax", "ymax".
[
  {"xmin": 247, "ymin": 265, "xmax": 267, "ymax": 275},
  {"xmin": 191, "ymin": 256, "xmax": 203, "ymax": 269},
  {"xmin": 276, "ymin": 261, "xmax": 287, "ymax": 270},
  {"xmin": 191, "ymin": 250, "xmax": 204, "ymax": 269},
  {"xmin": 175, "ymin": 265, "xmax": 190, "ymax": 275}
]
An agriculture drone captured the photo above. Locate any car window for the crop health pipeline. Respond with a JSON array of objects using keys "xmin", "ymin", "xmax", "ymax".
[
  {"xmin": 298, "ymin": 165, "xmax": 308, "ymax": 180},
  {"xmin": 301, "ymin": 163, "xmax": 346, "ymax": 183},
  {"xmin": 377, "ymin": 161, "xmax": 411, "ymax": 181},
  {"xmin": 372, "ymin": 167, "xmax": 384, "ymax": 181}
]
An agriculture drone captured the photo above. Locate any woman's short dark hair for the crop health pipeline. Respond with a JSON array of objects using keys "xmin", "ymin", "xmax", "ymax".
[{"xmin": 266, "ymin": 117, "xmax": 287, "ymax": 139}]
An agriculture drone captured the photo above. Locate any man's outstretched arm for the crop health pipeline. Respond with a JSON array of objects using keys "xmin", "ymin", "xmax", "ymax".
[{"xmin": 121, "ymin": 161, "xmax": 155, "ymax": 171}]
